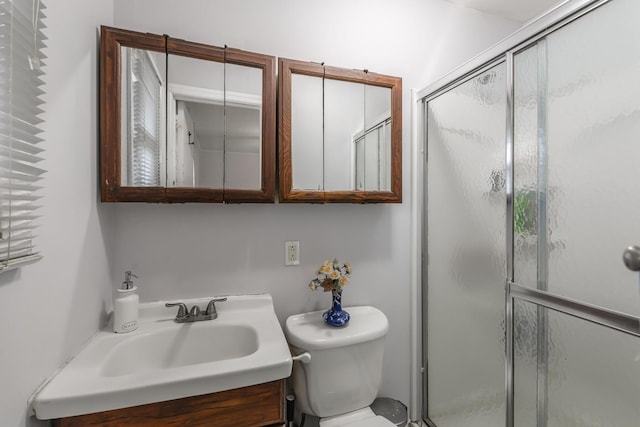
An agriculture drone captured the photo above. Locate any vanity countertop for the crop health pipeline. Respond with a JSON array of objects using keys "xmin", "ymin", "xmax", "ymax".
[{"xmin": 32, "ymin": 294, "xmax": 292, "ymax": 420}]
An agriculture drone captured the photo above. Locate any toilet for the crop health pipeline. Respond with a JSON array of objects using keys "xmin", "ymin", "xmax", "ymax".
[{"xmin": 285, "ymin": 306, "xmax": 395, "ymax": 427}]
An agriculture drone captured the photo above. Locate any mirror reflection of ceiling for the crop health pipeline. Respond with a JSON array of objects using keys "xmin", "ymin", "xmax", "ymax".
[
  {"xmin": 446, "ymin": 0, "xmax": 567, "ymax": 22},
  {"xmin": 184, "ymin": 102, "xmax": 260, "ymax": 154}
]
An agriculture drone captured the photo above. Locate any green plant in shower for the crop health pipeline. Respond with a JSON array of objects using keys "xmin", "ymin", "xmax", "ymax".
[{"xmin": 514, "ymin": 190, "xmax": 537, "ymax": 236}]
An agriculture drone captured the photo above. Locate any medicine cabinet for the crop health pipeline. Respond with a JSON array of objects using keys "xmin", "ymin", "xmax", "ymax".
[
  {"xmin": 278, "ymin": 58, "xmax": 402, "ymax": 203},
  {"xmin": 100, "ymin": 26, "xmax": 275, "ymax": 203}
]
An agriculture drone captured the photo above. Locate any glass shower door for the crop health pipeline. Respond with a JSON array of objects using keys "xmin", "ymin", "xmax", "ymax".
[
  {"xmin": 511, "ymin": 0, "xmax": 640, "ymax": 424},
  {"xmin": 424, "ymin": 1, "xmax": 640, "ymax": 426},
  {"xmin": 425, "ymin": 63, "xmax": 507, "ymax": 427}
]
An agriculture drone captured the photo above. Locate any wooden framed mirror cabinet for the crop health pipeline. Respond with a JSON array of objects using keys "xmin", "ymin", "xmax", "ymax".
[
  {"xmin": 100, "ymin": 26, "xmax": 276, "ymax": 203},
  {"xmin": 278, "ymin": 58, "xmax": 402, "ymax": 203}
]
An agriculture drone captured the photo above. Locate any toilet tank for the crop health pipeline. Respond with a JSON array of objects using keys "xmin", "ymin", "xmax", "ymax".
[{"xmin": 285, "ymin": 306, "xmax": 389, "ymax": 418}]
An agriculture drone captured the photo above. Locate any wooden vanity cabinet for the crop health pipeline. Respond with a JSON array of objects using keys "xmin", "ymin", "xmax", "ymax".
[{"xmin": 52, "ymin": 379, "xmax": 285, "ymax": 427}]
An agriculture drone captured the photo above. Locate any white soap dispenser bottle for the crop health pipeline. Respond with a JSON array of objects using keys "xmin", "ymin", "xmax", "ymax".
[{"xmin": 113, "ymin": 271, "xmax": 139, "ymax": 333}]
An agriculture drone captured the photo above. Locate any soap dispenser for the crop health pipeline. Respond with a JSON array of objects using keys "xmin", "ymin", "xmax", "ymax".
[{"xmin": 113, "ymin": 271, "xmax": 139, "ymax": 333}]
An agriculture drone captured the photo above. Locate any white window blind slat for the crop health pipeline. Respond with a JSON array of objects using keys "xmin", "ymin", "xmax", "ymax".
[
  {"xmin": 0, "ymin": 192, "xmax": 41, "ymax": 202},
  {"xmin": 128, "ymin": 48, "xmax": 162, "ymax": 187},
  {"xmin": 0, "ymin": 159, "xmax": 46, "ymax": 176},
  {"xmin": 0, "ymin": 245, "xmax": 38, "ymax": 260},
  {"xmin": 3, "ymin": 86, "xmax": 46, "ymax": 105},
  {"xmin": 4, "ymin": 234, "xmax": 39, "ymax": 246},
  {"xmin": 0, "ymin": 214, "xmax": 40, "ymax": 222},
  {"xmin": 1, "ymin": 139, "xmax": 45, "ymax": 154},
  {"xmin": 0, "ymin": 183, "xmax": 42, "ymax": 192},
  {"xmin": 0, "ymin": 171, "xmax": 41, "ymax": 183},
  {"xmin": 0, "ymin": 129, "xmax": 45, "ymax": 146},
  {"xmin": 1, "ymin": 221, "xmax": 39, "ymax": 232},
  {"xmin": 0, "ymin": 172, "xmax": 42, "ymax": 183},
  {"xmin": 0, "ymin": 0, "xmax": 46, "ymax": 271},
  {"xmin": 0, "ymin": 102, "xmax": 46, "ymax": 118},
  {"xmin": 0, "ymin": 73, "xmax": 46, "ymax": 90},
  {"xmin": 3, "ymin": 228, "xmax": 38, "ymax": 242},
  {"xmin": 0, "ymin": 113, "xmax": 45, "ymax": 141},
  {"xmin": 0, "ymin": 146, "xmax": 44, "ymax": 163},
  {"xmin": 0, "ymin": 137, "xmax": 44, "ymax": 154}
]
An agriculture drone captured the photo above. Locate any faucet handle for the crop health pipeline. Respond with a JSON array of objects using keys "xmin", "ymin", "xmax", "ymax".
[
  {"xmin": 165, "ymin": 302, "xmax": 188, "ymax": 319},
  {"xmin": 205, "ymin": 298, "xmax": 228, "ymax": 318}
]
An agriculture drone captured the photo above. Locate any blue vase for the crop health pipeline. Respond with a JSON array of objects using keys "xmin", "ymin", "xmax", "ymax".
[{"xmin": 323, "ymin": 289, "xmax": 350, "ymax": 327}]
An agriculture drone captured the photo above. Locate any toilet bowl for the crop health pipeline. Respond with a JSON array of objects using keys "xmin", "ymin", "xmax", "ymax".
[{"xmin": 285, "ymin": 306, "xmax": 395, "ymax": 427}]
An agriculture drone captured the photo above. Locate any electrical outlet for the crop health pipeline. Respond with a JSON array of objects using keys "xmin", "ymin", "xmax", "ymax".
[{"xmin": 285, "ymin": 241, "xmax": 300, "ymax": 266}]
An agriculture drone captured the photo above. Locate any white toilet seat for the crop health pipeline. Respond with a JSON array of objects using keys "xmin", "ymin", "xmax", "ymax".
[{"xmin": 319, "ymin": 407, "xmax": 396, "ymax": 427}]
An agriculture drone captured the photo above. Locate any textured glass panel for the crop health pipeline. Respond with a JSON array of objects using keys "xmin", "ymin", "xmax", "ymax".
[
  {"xmin": 514, "ymin": 299, "xmax": 640, "ymax": 426},
  {"xmin": 426, "ymin": 63, "xmax": 506, "ymax": 427},
  {"xmin": 513, "ymin": 44, "xmax": 539, "ymax": 291},
  {"xmin": 513, "ymin": 0, "xmax": 640, "ymax": 316},
  {"xmin": 512, "ymin": 300, "xmax": 538, "ymax": 425}
]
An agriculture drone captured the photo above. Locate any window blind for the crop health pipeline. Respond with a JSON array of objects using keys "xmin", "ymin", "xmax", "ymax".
[
  {"xmin": 0, "ymin": 0, "xmax": 46, "ymax": 271},
  {"xmin": 128, "ymin": 48, "xmax": 162, "ymax": 186}
]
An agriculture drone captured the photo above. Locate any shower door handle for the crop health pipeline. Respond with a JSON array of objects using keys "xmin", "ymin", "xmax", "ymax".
[{"xmin": 622, "ymin": 245, "xmax": 640, "ymax": 271}]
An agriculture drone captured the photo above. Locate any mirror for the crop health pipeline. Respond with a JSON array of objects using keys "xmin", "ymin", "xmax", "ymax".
[
  {"xmin": 224, "ymin": 62, "xmax": 263, "ymax": 191},
  {"xmin": 119, "ymin": 46, "xmax": 167, "ymax": 188},
  {"xmin": 100, "ymin": 26, "xmax": 275, "ymax": 203},
  {"xmin": 166, "ymin": 52, "xmax": 225, "ymax": 190},
  {"xmin": 279, "ymin": 58, "xmax": 401, "ymax": 203}
]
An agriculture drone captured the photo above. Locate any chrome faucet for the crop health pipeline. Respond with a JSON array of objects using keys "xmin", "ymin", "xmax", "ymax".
[{"xmin": 165, "ymin": 298, "xmax": 227, "ymax": 323}]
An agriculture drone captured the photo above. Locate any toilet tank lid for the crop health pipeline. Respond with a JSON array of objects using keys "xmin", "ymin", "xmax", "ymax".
[{"xmin": 285, "ymin": 306, "xmax": 389, "ymax": 350}]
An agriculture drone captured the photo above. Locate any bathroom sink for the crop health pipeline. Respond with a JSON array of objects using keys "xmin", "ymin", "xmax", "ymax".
[
  {"xmin": 101, "ymin": 324, "xmax": 259, "ymax": 376},
  {"xmin": 31, "ymin": 294, "xmax": 292, "ymax": 420}
]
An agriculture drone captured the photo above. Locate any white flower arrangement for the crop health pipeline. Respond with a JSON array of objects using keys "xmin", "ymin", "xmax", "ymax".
[{"xmin": 308, "ymin": 259, "xmax": 352, "ymax": 292}]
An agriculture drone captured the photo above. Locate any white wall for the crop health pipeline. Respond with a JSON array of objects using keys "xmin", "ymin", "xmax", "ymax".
[
  {"xmin": 112, "ymin": 0, "xmax": 520, "ymax": 413},
  {"xmin": 0, "ymin": 1, "xmax": 114, "ymax": 426}
]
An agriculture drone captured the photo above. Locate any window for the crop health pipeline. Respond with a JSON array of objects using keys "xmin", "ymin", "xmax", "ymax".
[{"xmin": 0, "ymin": 0, "xmax": 46, "ymax": 271}]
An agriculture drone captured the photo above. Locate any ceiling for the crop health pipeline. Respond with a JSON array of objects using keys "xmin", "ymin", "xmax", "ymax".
[{"xmin": 446, "ymin": 0, "xmax": 568, "ymax": 22}]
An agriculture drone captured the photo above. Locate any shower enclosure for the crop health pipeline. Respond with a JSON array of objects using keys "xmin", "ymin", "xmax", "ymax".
[{"xmin": 420, "ymin": 0, "xmax": 640, "ymax": 425}]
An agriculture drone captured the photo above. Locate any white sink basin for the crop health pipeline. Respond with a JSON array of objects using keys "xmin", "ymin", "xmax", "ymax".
[
  {"xmin": 32, "ymin": 294, "xmax": 292, "ymax": 420},
  {"xmin": 101, "ymin": 324, "xmax": 259, "ymax": 377}
]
